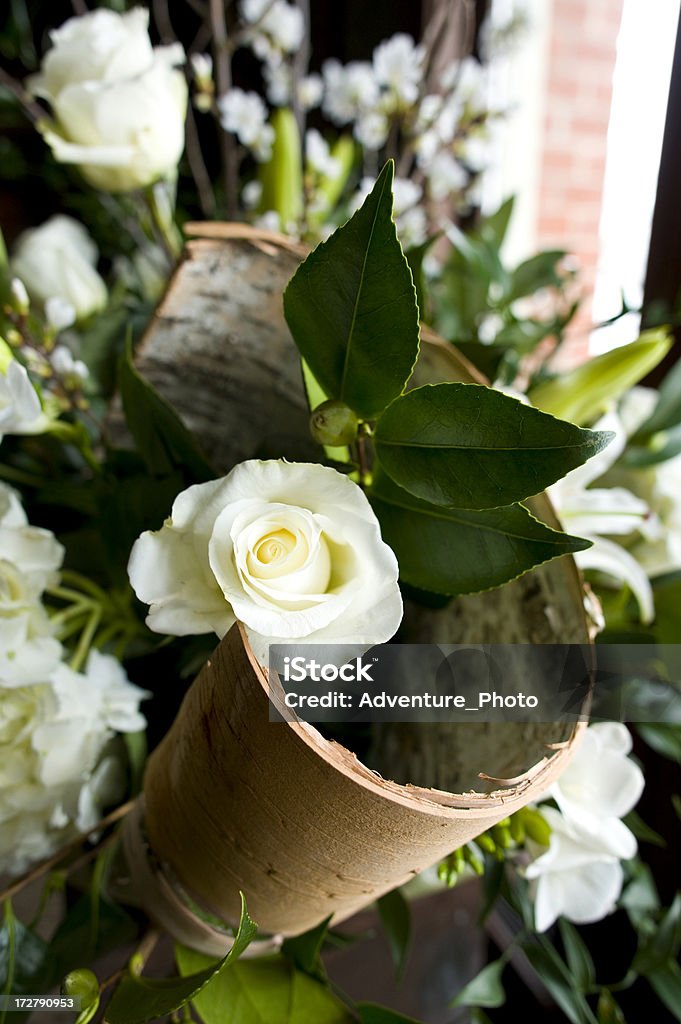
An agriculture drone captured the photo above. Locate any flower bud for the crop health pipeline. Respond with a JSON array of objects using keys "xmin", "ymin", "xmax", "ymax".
[
  {"xmin": 309, "ymin": 400, "xmax": 359, "ymax": 446},
  {"xmin": 61, "ymin": 968, "xmax": 99, "ymax": 1008}
]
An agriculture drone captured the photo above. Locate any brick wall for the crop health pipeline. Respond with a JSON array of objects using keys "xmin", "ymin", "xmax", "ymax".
[{"xmin": 535, "ymin": 0, "xmax": 625, "ymax": 356}]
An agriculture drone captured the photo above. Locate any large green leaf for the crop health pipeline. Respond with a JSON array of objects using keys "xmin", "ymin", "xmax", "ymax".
[
  {"xmin": 529, "ymin": 330, "xmax": 672, "ymax": 426},
  {"xmin": 558, "ymin": 920, "xmax": 595, "ymax": 991},
  {"xmin": 283, "ymin": 161, "xmax": 420, "ymax": 419},
  {"xmin": 176, "ymin": 951, "xmax": 352, "ymax": 1024},
  {"xmin": 106, "ymin": 894, "xmax": 257, "ymax": 1024},
  {"xmin": 632, "ymin": 357, "xmax": 681, "ymax": 439},
  {"xmin": 522, "ymin": 941, "xmax": 598, "ymax": 1024},
  {"xmin": 647, "ymin": 961, "xmax": 681, "ymax": 1022},
  {"xmin": 374, "ymin": 383, "xmax": 611, "ymax": 509},
  {"xmin": 370, "ymin": 473, "xmax": 590, "ymax": 595},
  {"xmin": 450, "ymin": 960, "xmax": 506, "ymax": 1009}
]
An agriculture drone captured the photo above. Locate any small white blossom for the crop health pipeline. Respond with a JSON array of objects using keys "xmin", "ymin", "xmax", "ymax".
[
  {"xmin": 322, "ymin": 59, "xmax": 379, "ymax": 125},
  {"xmin": 263, "ymin": 61, "xmax": 292, "ymax": 106},
  {"xmin": 10, "ymin": 278, "xmax": 29, "ymax": 313},
  {"xmin": 45, "ymin": 297, "xmax": 76, "ymax": 333},
  {"xmin": 253, "ymin": 210, "xmax": 282, "ymax": 232},
  {"xmin": 305, "ymin": 129, "xmax": 340, "ymax": 179},
  {"xmin": 297, "ymin": 73, "xmax": 323, "ymax": 110},
  {"xmin": 396, "ymin": 205, "xmax": 427, "ymax": 249},
  {"xmin": 242, "ymin": 180, "xmax": 263, "ymax": 209},
  {"xmin": 427, "ymin": 151, "xmax": 467, "ymax": 200},
  {"xmin": 354, "ymin": 112, "xmax": 389, "ymax": 151},
  {"xmin": 241, "ymin": 0, "xmax": 304, "ymax": 62},
  {"xmin": 51, "ymin": 345, "xmax": 89, "ymax": 384},
  {"xmin": 218, "ymin": 88, "xmax": 274, "ymax": 160},
  {"xmin": 372, "ymin": 33, "xmax": 425, "ymax": 106},
  {"xmin": 0, "ymin": 361, "xmax": 46, "ymax": 440},
  {"xmin": 190, "ymin": 53, "xmax": 213, "ymax": 83},
  {"xmin": 415, "ymin": 94, "xmax": 443, "ymax": 131},
  {"xmin": 440, "ymin": 55, "xmax": 486, "ymax": 106}
]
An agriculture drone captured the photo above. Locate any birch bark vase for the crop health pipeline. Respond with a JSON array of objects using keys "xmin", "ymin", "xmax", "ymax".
[{"xmin": 123, "ymin": 225, "xmax": 594, "ymax": 947}]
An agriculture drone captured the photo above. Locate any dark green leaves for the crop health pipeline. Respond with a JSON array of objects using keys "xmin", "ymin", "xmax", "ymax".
[
  {"xmin": 284, "ymin": 161, "xmax": 419, "ymax": 419},
  {"xmin": 370, "ymin": 473, "xmax": 590, "ymax": 596},
  {"xmin": 118, "ymin": 339, "xmax": 214, "ymax": 482},
  {"xmin": 377, "ymin": 889, "xmax": 411, "ymax": 978},
  {"xmin": 374, "ymin": 384, "xmax": 612, "ymax": 509},
  {"xmin": 106, "ymin": 894, "xmax": 257, "ymax": 1024},
  {"xmin": 450, "ymin": 959, "xmax": 506, "ymax": 1010},
  {"xmin": 357, "ymin": 1005, "xmax": 423, "ymax": 1024}
]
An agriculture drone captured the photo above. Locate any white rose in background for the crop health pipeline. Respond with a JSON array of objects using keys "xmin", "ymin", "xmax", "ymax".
[
  {"xmin": 0, "ymin": 650, "xmax": 147, "ymax": 877},
  {"xmin": 28, "ymin": 8, "xmax": 187, "ymax": 192},
  {"xmin": 128, "ymin": 460, "xmax": 403, "ymax": 662},
  {"xmin": 11, "ymin": 215, "xmax": 107, "ymax": 319},
  {"xmin": 526, "ymin": 723, "xmax": 644, "ymax": 931},
  {"xmin": 0, "ymin": 360, "xmax": 47, "ymax": 439}
]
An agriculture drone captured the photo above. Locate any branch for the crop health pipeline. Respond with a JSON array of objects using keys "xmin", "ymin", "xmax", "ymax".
[
  {"xmin": 209, "ymin": 0, "xmax": 239, "ymax": 218},
  {"xmin": 0, "ymin": 66, "xmax": 46, "ymax": 125}
]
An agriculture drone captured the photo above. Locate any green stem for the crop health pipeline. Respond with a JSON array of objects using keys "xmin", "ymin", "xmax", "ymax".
[{"xmin": 70, "ymin": 606, "xmax": 102, "ymax": 673}]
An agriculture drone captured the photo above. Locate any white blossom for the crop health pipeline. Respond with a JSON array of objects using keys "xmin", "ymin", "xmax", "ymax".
[
  {"xmin": 12, "ymin": 215, "xmax": 107, "ymax": 321},
  {"xmin": 242, "ymin": 180, "xmax": 263, "ymax": 209},
  {"xmin": 0, "ymin": 361, "xmax": 46, "ymax": 440},
  {"xmin": 218, "ymin": 88, "xmax": 275, "ymax": 161},
  {"xmin": 128, "ymin": 460, "xmax": 403, "ymax": 664},
  {"xmin": 322, "ymin": 60, "xmax": 379, "ymax": 125},
  {"xmin": 241, "ymin": 0, "xmax": 304, "ymax": 63},
  {"xmin": 297, "ymin": 73, "xmax": 323, "ymax": 110},
  {"xmin": 45, "ymin": 297, "xmax": 76, "ymax": 333},
  {"xmin": 427, "ymin": 151, "xmax": 467, "ymax": 200},
  {"xmin": 264, "ymin": 61, "xmax": 292, "ymax": 106},
  {"xmin": 51, "ymin": 345, "xmax": 89, "ymax": 384},
  {"xmin": 10, "ymin": 278, "xmax": 29, "ymax": 313},
  {"xmin": 29, "ymin": 8, "xmax": 187, "ymax": 192},
  {"xmin": 372, "ymin": 33, "xmax": 425, "ymax": 106},
  {"xmin": 354, "ymin": 112, "xmax": 389, "ymax": 151},
  {"xmin": 305, "ymin": 130, "xmax": 340, "ymax": 178}
]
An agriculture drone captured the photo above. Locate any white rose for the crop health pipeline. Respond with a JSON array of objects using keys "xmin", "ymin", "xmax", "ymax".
[
  {"xmin": 12, "ymin": 215, "xmax": 107, "ymax": 320},
  {"xmin": 0, "ymin": 649, "xmax": 147, "ymax": 877},
  {"xmin": 29, "ymin": 8, "xmax": 187, "ymax": 193},
  {"xmin": 0, "ymin": 360, "xmax": 46, "ymax": 439},
  {"xmin": 128, "ymin": 460, "xmax": 403, "ymax": 660}
]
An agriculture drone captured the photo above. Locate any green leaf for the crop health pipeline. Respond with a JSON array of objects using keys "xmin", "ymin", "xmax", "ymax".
[
  {"xmin": 622, "ymin": 421, "xmax": 681, "ymax": 468},
  {"xmin": 281, "ymin": 915, "xmax": 332, "ymax": 977},
  {"xmin": 374, "ymin": 383, "xmax": 612, "ymax": 509},
  {"xmin": 0, "ymin": 906, "xmax": 48, "ymax": 998},
  {"xmin": 124, "ymin": 730, "xmax": 147, "ymax": 796},
  {"xmin": 647, "ymin": 961, "xmax": 681, "ymax": 1022},
  {"xmin": 622, "ymin": 809, "xmax": 666, "ymax": 847},
  {"xmin": 637, "ymin": 723, "xmax": 681, "ymax": 764},
  {"xmin": 450, "ymin": 959, "xmax": 506, "ymax": 1009},
  {"xmin": 283, "ymin": 161, "xmax": 420, "ymax": 419},
  {"xmin": 620, "ymin": 861, "xmax": 660, "ymax": 929},
  {"xmin": 597, "ymin": 990, "xmax": 626, "ymax": 1023},
  {"xmin": 405, "ymin": 235, "xmax": 438, "ymax": 322},
  {"xmin": 558, "ymin": 920, "xmax": 596, "ymax": 990},
  {"xmin": 505, "ymin": 249, "xmax": 566, "ymax": 303},
  {"xmin": 107, "ymin": 894, "xmax": 257, "ymax": 1024},
  {"xmin": 529, "ymin": 329, "xmax": 672, "ymax": 426},
  {"xmin": 259, "ymin": 108, "xmax": 303, "ymax": 227},
  {"xmin": 377, "ymin": 889, "xmax": 411, "ymax": 979},
  {"xmin": 118, "ymin": 338, "xmax": 214, "ymax": 481},
  {"xmin": 480, "ymin": 196, "xmax": 515, "ymax": 249},
  {"xmin": 47, "ymin": 896, "xmax": 138, "ymax": 988},
  {"xmin": 357, "ymin": 1004, "xmax": 423, "ymax": 1024},
  {"xmin": 633, "ymin": 893, "xmax": 681, "ymax": 974},
  {"xmin": 176, "ymin": 952, "xmax": 353, "ymax": 1024},
  {"xmin": 370, "ymin": 472, "xmax": 590, "ymax": 596},
  {"xmin": 523, "ymin": 941, "xmax": 598, "ymax": 1024},
  {"xmin": 632, "ymin": 357, "xmax": 681, "ymax": 438}
]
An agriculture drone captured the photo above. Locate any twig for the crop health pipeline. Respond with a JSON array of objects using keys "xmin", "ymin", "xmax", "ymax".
[
  {"xmin": 209, "ymin": 0, "xmax": 239, "ymax": 218},
  {"xmin": 71, "ymin": 0, "xmax": 89, "ymax": 13},
  {"xmin": 0, "ymin": 801, "xmax": 134, "ymax": 904},
  {"xmin": 184, "ymin": 0, "xmax": 208, "ymax": 16},
  {"xmin": 185, "ymin": 105, "xmax": 217, "ymax": 218},
  {"xmin": 290, "ymin": 0, "xmax": 311, "ymax": 136},
  {"xmin": 152, "ymin": 0, "xmax": 176, "ymax": 45},
  {"xmin": 0, "ymin": 66, "xmax": 46, "ymax": 125}
]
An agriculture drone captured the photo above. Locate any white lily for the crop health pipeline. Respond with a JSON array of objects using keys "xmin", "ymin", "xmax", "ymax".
[{"xmin": 549, "ymin": 409, "xmax": 654, "ymax": 622}]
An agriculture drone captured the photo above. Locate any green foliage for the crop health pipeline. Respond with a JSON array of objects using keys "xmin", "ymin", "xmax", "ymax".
[
  {"xmin": 521, "ymin": 940, "xmax": 598, "ymax": 1024},
  {"xmin": 377, "ymin": 889, "xmax": 411, "ymax": 979},
  {"xmin": 370, "ymin": 471, "xmax": 590, "ymax": 596},
  {"xmin": 118, "ymin": 338, "xmax": 214, "ymax": 482},
  {"xmin": 259, "ymin": 108, "xmax": 304, "ymax": 227},
  {"xmin": 176, "ymin": 952, "xmax": 352, "ymax": 1024},
  {"xmin": 357, "ymin": 1005, "xmax": 423, "ymax": 1023},
  {"xmin": 450, "ymin": 959, "xmax": 507, "ymax": 1009},
  {"xmin": 284, "ymin": 161, "xmax": 420, "ymax": 420},
  {"xmin": 559, "ymin": 920, "xmax": 596, "ymax": 990},
  {"xmin": 374, "ymin": 383, "xmax": 611, "ymax": 509},
  {"xmin": 529, "ymin": 329, "xmax": 672, "ymax": 426},
  {"xmin": 281, "ymin": 916, "xmax": 331, "ymax": 979},
  {"xmin": 107, "ymin": 894, "xmax": 257, "ymax": 1024}
]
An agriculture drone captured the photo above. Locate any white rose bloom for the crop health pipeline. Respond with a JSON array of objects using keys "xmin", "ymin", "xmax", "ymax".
[
  {"xmin": 11, "ymin": 215, "xmax": 106, "ymax": 319},
  {"xmin": 526, "ymin": 723, "xmax": 644, "ymax": 932},
  {"xmin": 373, "ymin": 34, "xmax": 425, "ymax": 106},
  {"xmin": 0, "ymin": 361, "xmax": 46, "ymax": 439},
  {"xmin": 29, "ymin": 8, "xmax": 187, "ymax": 193},
  {"xmin": 128, "ymin": 460, "xmax": 403, "ymax": 661},
  {"xmin": 0, "ymin": 650, "xmax": 147, "ymax": 877},
  {"xmin": 525, "ymin": 807, "xmax": 630, "ymax": 932}
]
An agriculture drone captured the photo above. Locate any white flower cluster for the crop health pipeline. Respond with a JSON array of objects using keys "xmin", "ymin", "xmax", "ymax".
[
  {"xmin": 218, "ymin": 88, "xmax": 275, "ymax": 163},
  {"xmin": 28, "ymin": 8, "xmax": 188, "ymax": 192},
  {"xmin": 526, "ymin": 723, "xmax": 644, "ymax": 931},
  {"xmin": 240, "ymin": 0, "xmax": 305, "ymax": 65},
  {"xmin": 0, "ymin": 482, "xmax": 147, "ymax": 877}
]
